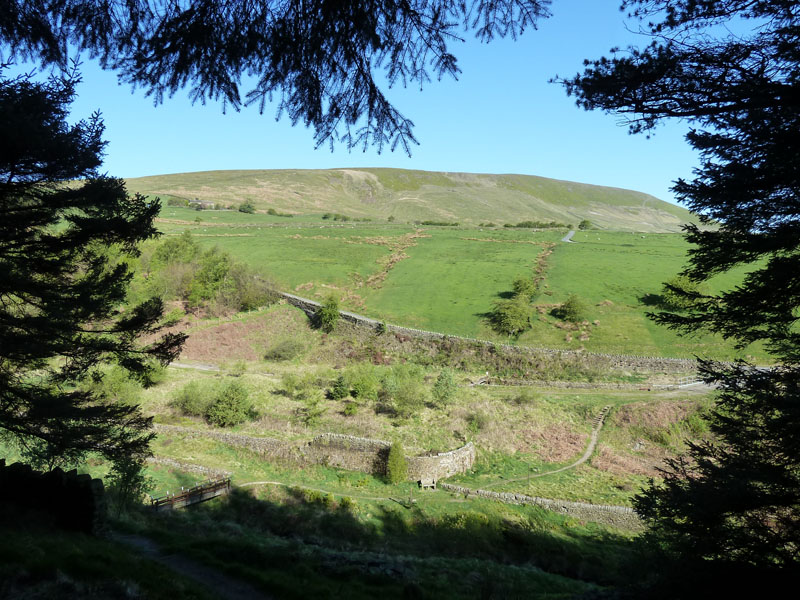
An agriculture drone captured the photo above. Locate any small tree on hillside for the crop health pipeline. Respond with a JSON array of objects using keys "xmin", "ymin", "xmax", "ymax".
[
  {"xmin": 512, "ymin": 276, "xmax": 538, "ymax": 301},
  {"xmin": 205, "ymin": 380, "xmax": 252, "ymax": 427},
  {"xmin": 578, "ymin": 219, "xmax": 592, "ymax": 230},
  {"xmin": 660, "ymin": 275, "xmax": 708, "ymax": 312},
  {"xmin": 553, "ymin": 294, "xmax": 586, "ymax": 323},
  {"xmin": 316, "ymin": 295, "xmax": 340, "ymax": 333},
  {"xmin": 432, "ymin": 368, "xmax": 457, "ymax": 406},
  {"xmin": 329, "ymin": 375, "xmax": 350, "ymax": 400},
  {"xmin": 107, "ymin": 456, "xmax": 154, "ymax": 517},
  {"xmin": 238, "ymin": 200, "xmax": 255, "ymax": 213},
  {"xmin": 489, "ymin": 297, "xmax": 531, "ymax": 336},
  {"xmin": 386, "ymin": 442, "xmax": 408, "ymax": 484}
]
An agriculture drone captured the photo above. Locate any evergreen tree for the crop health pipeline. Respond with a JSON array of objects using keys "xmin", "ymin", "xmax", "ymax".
[
  {"xmin": 316, "ymin": 295, "xmax": 340, "ymax": 333},
  {"xmin": 386, "ymin": 442, "xmax": 408, "ymax": 484},
  {"xmin": 0, "ymin": 71, "xmax": 184, "ymax": 469},
  {"xmin": 564, "ymin": 0, "xmax": 800, "ymax": 590},
  {"xmin": 0, "ymin": 0, "xmax": 551, "ymax": 153}
]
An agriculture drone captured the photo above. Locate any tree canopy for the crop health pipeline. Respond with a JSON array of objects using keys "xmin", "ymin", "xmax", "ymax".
[
  {"xmin": 564, "ymin": 0, "xmax": 800, "ymax": 591},
  {"xmin": 0, "ymin": 0, "xmax": 551, "ymax": 153},
  {"xmin": 0, "ymin": 70, "xmax": 184, "ymax": 468}
]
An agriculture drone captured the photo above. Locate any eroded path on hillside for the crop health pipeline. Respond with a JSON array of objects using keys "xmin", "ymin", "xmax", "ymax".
[{"xmin": 481, "ymin": 405, "xmax": 612, "ymax": 488}]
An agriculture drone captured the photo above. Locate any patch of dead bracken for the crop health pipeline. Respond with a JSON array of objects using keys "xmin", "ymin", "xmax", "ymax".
[
  {"xmin": 519, "ymin": 423, "xmax": 588, "ymax": 463},
  {"xmin": 612, "ymin": 400, "xmax": 694, "ymax": 430},
  {"xmin": 591, "ymin": 444, "xmax": 661, "ymax": 478},
  {"xmin": 176, "ymin": 307, "xmax": 308, "ymax": 363}
]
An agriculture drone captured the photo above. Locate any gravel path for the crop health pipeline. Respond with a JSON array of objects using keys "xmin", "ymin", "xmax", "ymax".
[{"xmin": 561, "ymin": 230, "xmax": 576, "ymax": 242}]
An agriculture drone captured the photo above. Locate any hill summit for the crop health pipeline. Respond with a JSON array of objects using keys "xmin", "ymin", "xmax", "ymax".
[{"xmin": 125, "ymin": 168, "xmax": 692, "ymax": 232}]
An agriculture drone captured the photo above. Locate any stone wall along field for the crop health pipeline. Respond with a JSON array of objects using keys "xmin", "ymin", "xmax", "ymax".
[
  {"xmin": 277, "ymin": 291, "xmax": 699, "ymax": 374},
  {"xmin": 439, "ymin": 482, "xmax": 642, "ymax": 530}
]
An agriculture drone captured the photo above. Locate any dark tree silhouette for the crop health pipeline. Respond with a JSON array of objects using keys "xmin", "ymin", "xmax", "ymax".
[
  {"xmin": 0, "ymin": 71, "xmax": 185, "ymax": 468},
  {"xmin": 562, "ymin": 0, "xmax": 800, "ymax": 593},
  {"xmin": 0, "ymin": 0, "xmax": 551, "ymax": 153}
]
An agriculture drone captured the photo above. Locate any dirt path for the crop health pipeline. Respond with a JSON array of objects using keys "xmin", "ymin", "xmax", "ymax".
[
  {"xmin": 482, "ymin": 405, "xmax": 612, "ymax": 488},
  {"xmin": 561, "ymin": 230, "xmax": 576, "ymax": 242},
  {"xmin": 111, "ymin": 532, "xmax": 271, "ymax": 600}
]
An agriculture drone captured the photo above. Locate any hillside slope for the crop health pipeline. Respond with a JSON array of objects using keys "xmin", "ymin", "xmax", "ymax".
[{"xmin": 126, "ymin": 168, "xmax": 693, "ymax": 232}]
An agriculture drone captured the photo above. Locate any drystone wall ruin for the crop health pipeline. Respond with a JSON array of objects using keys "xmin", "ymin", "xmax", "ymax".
[{"xmin": 153, "ymin": 425, "xmax": 475, "ymax": 481}]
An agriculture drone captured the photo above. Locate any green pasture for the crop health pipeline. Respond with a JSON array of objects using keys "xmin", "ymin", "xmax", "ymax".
[{"xmin": 153, "ymin": 207, "xmax": 765, "ymax": 360}]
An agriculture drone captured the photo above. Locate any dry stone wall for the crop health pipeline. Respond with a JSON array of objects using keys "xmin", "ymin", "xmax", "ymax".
[
  {"xmin": 277, "ymin": 292, "xmax": 698, "ymax": 373},
  {"xmin": 407, "ymin": 443, "xmax": 476, "ymax": 481},
  {"xmin": 439, "ymin": 482, "xmax": 642, "ymax": 530},
  {"xmin": 304, "ymin": 433, "xmax": 391, "ymax": 473},
  {"xmin": 153, "ymin": 423, "xmax": 300, "ymax": 462},
  {"xmin": 153, "ymin": 425, "xmax": 475, "ymax": 481},
  {"xmin": 0, "ymin": 459, "xmax": 106, "ymax": 534}
]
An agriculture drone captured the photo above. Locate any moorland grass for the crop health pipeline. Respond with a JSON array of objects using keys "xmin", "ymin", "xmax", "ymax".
[
  {"xmin": 128, "ymin": 167, "xmax": 693, "ymax": 231},
  {"xmin": 148, "ymin": 208, "xmax": 767, "ymax": 361}
]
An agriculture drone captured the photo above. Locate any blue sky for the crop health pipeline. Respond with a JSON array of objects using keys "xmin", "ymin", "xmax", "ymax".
[{"xmin": 10, "ymin": 0, "xmax": 700, "ymax": 205}]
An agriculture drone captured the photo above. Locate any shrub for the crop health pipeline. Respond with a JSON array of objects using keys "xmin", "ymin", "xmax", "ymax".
[
  {"xmin": 512, "ymin": 389, "xmax": 539, "ymax": 406},
  {"xmin": 381, "ymin": 364, "xmax": 427, "ymax": 418},
  {"xmin": 386, "ymin": 442, "xmax": 408, "ymax": 484},
  {"xmin": 578, "ymin": 219, "xmax": 592, "ymax": 230},
  {"xmin": 329, "ymin": 375, "xmax": 350, "ymax": 400},
  {"xmin": 280, "ymin": 372, "xmax": 315, "ymax": 400},
  {"xmin": 265, "ymin": 338, "xmax": 306, "ymax": 361},
  {"xmin": 205, "ymin": 380, "xmax": 252, "ymax": 427},
  {"xmin": 489, "ymin": 297, "xmax": 530, "ymax": 335},
  {"xmin": 349, "ymin": 364, "xmax": 380, "ymax": 401},
  {"xmin": 512, "ymin": 276, "xmax": 538, "ymax": 301},
  {"xmin": 661, "ymin": 275, "xmax": 708, "ymax": 311},
  {"xmin": 466, "ymin": 412, "xmax": 489, "ymax": 437},
  {"xmin": 553, "ymin": 294, "xmax": 587, "ymax": 323},
  {"xmin": 106, "ymin": 457, "xmax": 154, "ymax": 517},
  {"xmin": 315, "ymin": 295, "xmax": 340, "ymax": 333},
  {"xmin": 432, "ymin": 368, "xmax": 457, "ymax": 406},
  {"xmin": 297, "ymin": 390, "xmax": 327, "ymax": 426},
  {"xmin": 166, "ymin": 197, "xmax": 188, "ymax": 207},
  {"xmin": 86, "ymin": 366, "xmax": 142, "ymax": 405},
  {"xmin": 238, "ymin": 201, "xmax": 255, "ymax": 213},
  {"xmin": 343, "ymin": 402, "xmax": 359, "ymax": 416},
  {"xmin": 172, "ymin": 381, "xmax": 213, "ymax": 417}
]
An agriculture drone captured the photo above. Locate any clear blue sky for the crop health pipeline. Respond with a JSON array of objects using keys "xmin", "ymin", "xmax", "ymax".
[{"xmin": 10, "ymin": 0, "xmax": 700, "ymax": 205}]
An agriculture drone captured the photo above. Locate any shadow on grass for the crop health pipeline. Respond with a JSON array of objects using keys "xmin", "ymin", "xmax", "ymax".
[
  {"xmin": 139, "ymin": 486, "xmax": 640, "ymax": 599},
  {"xmin": 638, "ymin": 292, "xmax": 666, "ymax": 309}
]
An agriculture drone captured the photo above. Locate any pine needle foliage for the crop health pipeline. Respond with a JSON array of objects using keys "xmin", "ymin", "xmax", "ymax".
[
  {"xmin": 0, "ymin": 71, "xmax": 184, "ymax": 469},
  {"xmin": 386, "ymin": 442, "xmax": 408, "ymax": 484}
]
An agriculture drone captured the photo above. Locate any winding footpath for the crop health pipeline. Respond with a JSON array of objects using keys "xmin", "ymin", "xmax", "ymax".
[{"xmin": 482, "ymin": 405, "xmax": 612, "ymax": 488}]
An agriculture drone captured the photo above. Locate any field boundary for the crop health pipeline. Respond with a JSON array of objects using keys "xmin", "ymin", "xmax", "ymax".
[
  {"xmin": 437, "ymin": 483, "xmax": 641, "ymax": 529},
  {"xmin": 151, "ymin": 424, "xmax": 474, "ymax": 481},
  {"xmin": 146, "ymin": 454, "xmax": 641, "ymax": 528},
  {"xmin": 276, "ymin": 291, "xmax": 700, "ymax": 372}
]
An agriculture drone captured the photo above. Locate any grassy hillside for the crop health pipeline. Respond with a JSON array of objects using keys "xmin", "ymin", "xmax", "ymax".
[
  {"xmin": 148, "ymin": 207, "xmax": 764, "ymax": 361},
  {"xmin": 126, "ymin": 167, "xmax": 694, "ymax": 232}
]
